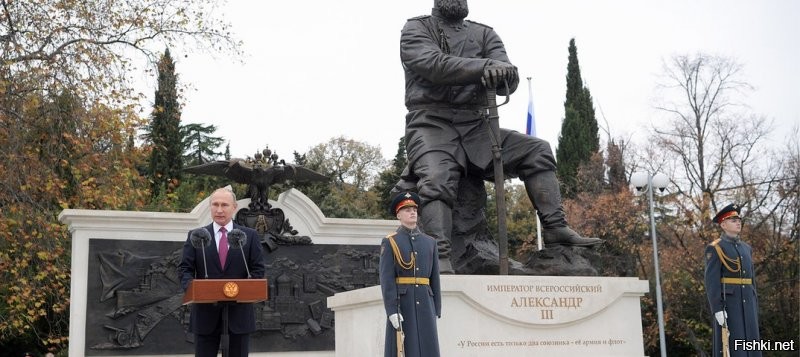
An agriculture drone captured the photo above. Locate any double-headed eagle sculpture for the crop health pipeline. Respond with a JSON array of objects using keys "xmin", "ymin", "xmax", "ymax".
[{"xmin": 184, "ymin": 148, "xmax": 328, "ymax": 210}]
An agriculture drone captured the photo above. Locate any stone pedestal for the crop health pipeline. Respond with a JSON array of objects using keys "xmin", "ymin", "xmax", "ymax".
[{"xmin": 328, "ymin": 275, "xmax": 649, "ymax": 357}]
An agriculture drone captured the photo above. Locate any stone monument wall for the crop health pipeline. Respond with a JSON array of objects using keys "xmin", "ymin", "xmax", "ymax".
[{"xmin": 59, "ymin": 188, "xmax": 396, "ymax": 357}]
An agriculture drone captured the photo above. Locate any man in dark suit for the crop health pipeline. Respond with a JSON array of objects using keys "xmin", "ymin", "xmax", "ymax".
[
  {"xmin": 179, "ymin": 188, "xmax": 266, "ymax": 357},
  {"xmin": 704, "ymin": 203, "xmax": 761, "ymax": 357}
]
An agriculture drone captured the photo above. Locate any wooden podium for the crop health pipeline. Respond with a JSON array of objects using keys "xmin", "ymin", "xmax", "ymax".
[
  {"xmin": 182, "ymin": 278, "xmax": 268, "ymax": 305},
  {"xmin": 182, "ymin": 279, "xmax": 268, "ymax": 357}
]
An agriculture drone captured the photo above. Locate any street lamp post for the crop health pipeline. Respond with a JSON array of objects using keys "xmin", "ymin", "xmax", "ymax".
[{"xmin": 631, "ymin": 171, "xmax": 669, "ymax": 357}]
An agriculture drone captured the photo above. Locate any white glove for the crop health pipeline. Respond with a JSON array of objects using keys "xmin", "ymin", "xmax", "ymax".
[
  {"xmin": 388, "ymin": 313, "xmax": 404, "ymax": 330},
  {"xmin": 715, "ymin": 311, "xmax": 727, "ymax": 326}
]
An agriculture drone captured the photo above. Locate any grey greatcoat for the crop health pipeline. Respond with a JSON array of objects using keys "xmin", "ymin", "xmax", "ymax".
[
  {"xmin": 704, "ymin": 234, "xmax": 761, "ymax": 357},
  {"xmin": 380, "ymin": 226, "xmax": 441, "ymax": 357}
]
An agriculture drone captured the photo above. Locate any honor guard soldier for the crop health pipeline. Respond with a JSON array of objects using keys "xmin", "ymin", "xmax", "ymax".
[
  {"xmin": 704, "ymin": 203, "xmax": 761, "ymax": 356},
  {"xmin": 380, "ymin": 191, "xmax": 441, "ymax": 357}
]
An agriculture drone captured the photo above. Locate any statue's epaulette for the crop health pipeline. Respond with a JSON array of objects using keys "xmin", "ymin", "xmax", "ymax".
[
  {"xmin": 466, "ymin": 19, "xmax": 492, "ymax": 30},
  {"xmin": 385, "ymin": 232, "xmax": 398, "ymax": 239},
  {"xmin": 408, "ymin": 14, "xmax": 431, "ymax": 21},
  {"xmin": 709, "ymin": 238, "xmax": 721, "ymax": 247}
]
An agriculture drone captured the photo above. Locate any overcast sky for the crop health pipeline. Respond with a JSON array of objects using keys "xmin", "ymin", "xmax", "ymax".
[{"xmin": 145, "ymin": 0, "xmax": 800, "ymax": 161}]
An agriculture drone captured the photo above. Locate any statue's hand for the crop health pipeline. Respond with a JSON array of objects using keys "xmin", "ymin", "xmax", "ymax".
[{"xmin": 481, "ymin": 61, "xmax": 518, "ymax": 90}]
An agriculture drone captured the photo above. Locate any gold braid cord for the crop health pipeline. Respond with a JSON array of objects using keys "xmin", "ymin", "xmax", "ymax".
[
  {"xmin": 388, "ymin": 236, "xmax": 415, "ymax": 270},
  {"xmin": 712, "ymin": 240, "xmax": 741, "ymax": 273}
]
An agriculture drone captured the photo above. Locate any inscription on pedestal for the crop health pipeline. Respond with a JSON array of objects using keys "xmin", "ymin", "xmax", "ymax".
[
  {"xmin": 453, "ymin": 336, "xmax": 631, "ymax": 353},
  {"xmin": 486, "ymin": 282, "xmax": 602, "ymax": 323},
  {"xmin": 452, "ymin": 277, "xmax": 635, "ymax": 326}
]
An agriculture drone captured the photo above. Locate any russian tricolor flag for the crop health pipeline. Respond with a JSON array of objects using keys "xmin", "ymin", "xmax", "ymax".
[
  {"xmin": 526, "ymin": 77, "xmax": 543, "ymax": 249},
  {"xmin": 526, "ymin": 77, "xmax": 536, "ymax": 136}
]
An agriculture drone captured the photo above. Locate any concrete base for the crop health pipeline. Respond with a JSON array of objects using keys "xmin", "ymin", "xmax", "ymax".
[{"xmin": 328, "ymin": 275, "xmax": 649, "ymax": 357}]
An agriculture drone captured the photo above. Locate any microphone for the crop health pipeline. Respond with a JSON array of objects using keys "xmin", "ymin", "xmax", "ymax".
[
  {"xmin": 228, "ymin": 229, "xmax": 251, "ymax": 278},
  {"xmin": 190, "ymin": 228, "xmax": 212, "ymax": 278}
]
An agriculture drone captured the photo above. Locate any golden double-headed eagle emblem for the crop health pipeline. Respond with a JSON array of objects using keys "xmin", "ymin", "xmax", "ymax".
[{"xmin": 223, "ymin": 282, "xmax": 240, "ymax": 298}]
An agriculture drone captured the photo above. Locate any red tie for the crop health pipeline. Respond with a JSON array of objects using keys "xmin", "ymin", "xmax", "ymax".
[{"xmin": 219, "ymin": 227, "xmax": 228, "ymax": 268}]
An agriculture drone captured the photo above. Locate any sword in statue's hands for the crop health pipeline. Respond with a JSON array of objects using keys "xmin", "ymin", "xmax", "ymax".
[{"xmin": 483, "ymin": 79, "xmax": 511, "ymax": 274}]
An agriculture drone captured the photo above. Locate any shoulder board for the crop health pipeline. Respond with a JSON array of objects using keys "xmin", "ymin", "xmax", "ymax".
[
  {"xmin": 408, "ymin": 15, "xmax": 431, "ymax": 21},
  {"xmin": 385, "ymin": 232, "xmax": 398, "ymax": 239},
  {"xmin": 709, "ymin": 238, "xmax": 721, "ymax": 246},
  {"xmin": 466, "ymin": 19, "xmax": 493, "ymax": 29}
]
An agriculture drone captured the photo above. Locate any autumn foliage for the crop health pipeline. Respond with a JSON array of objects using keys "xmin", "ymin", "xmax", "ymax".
[
  {"xmin": 1, "ymin": 0, "xmax": 241, "ymax": 354},
  {"xmin": 0, "ymin": 91, "xmax": 150, "ymax": 353},
  {"xmin": 563, "ymin": 188, "xmax": 798, "ymax": 356}
]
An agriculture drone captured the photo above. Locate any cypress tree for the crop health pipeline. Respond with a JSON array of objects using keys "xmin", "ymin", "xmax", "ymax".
[
  {"xmin": 146, "ymin": 48, "xmax": 183, "ymax": 198},
  {"xmin": 556, "ymin": 38, "xmax": 600, "ymax": 197}
]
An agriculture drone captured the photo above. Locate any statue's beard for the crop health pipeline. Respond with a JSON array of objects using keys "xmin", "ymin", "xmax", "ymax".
[{"xmin": 437, "ymin": 0, "xmax": 469, "ymax": 20}]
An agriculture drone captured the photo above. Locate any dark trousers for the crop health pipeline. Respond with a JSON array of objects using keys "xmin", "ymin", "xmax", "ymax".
[{"xmin": 194, "ymin": 331, "xmax": 250, "ymax": 357}]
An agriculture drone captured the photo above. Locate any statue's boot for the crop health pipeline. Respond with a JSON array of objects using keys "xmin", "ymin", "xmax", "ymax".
[
  {"xmin": 541, "ymin": 226, "xmax": 602, "ymax": 247},
  {"xmin": 420, "ymin": 200, "xmax": 455, "ymax": 274},
  {"xmin": 524, "ymin": 171, "xmax": 603, "ymax": 248}
]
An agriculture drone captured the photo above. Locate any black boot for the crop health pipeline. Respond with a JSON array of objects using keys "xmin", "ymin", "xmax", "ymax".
[
  {"xmin": 420, "ymin": 200, "xmax": 455, "ymax": 274},
  {"xmin": 524, "ymin": 171, "xmax": 602, "ymax": 248},
  {"xmin": 541, "ymin": 226, "xmax": 603, "ymax": 247}
]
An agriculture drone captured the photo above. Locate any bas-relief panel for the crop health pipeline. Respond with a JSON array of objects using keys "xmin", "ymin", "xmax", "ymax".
[{"xmin": 85, "ymin": 239, "xmax": 378, "ymax": 355}]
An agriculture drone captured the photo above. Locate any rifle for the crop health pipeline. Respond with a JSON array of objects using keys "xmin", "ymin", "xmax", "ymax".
[
  {"xmin": 396, "ymin": 315, "xmax": 405, "ymax": 357},
  {"xmin": 484, "ymin": 81, "xmax": 511, "ymax": 275},
  {"xmin": 395, "ymin": 294, "xmax": 405, "ymax": 356},
  {"xmin": 721, "ymin": 321, "xmax": 730, "ymax": 357},
  {"xmin": 393, "ymin": 242, "xmax": 405, "ymax": 357},
  {"xmin": 721, "ymin": 281, "xmax": 730, "ymax": 357}
]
